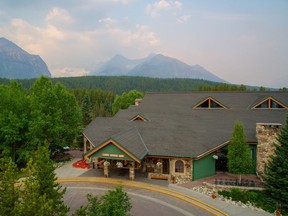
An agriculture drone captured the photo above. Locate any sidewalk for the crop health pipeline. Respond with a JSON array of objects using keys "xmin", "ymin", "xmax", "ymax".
[
  {"xmin": 169, "ymin": 184, "xmax": 272, "ymax": 216},
  {"xmin": 54, "ymin": 158, "xmax": 88, "ymax": 178}
]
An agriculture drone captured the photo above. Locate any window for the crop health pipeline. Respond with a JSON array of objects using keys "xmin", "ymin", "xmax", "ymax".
[
  {"xmin": 193, "ymin": 97, "xmax": 226, "ymax": 109},
  {"xmin": 133, "ymin": 116, "xmax": 144, "ymax": 121},
  {"xmin": 130, "ymin": 114, "xmax": 146, "ymax": 121},
  {"xmin": 175, "ymin": 160, "xmax": 184, "ymax": 173},
  {"xmin": 253, "ymin": 97, "xmax": 286, "ymax": 109}
]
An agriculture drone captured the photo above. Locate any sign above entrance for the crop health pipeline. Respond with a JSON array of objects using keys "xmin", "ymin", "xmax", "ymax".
[{"xmin": 102, "ymin": 153, "xmax": 125, "ymax": 158}]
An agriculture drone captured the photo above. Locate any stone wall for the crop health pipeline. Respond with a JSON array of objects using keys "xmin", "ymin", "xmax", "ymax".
[
  {"xmin": 256, "ymin": 123, "xmax": 281, "ymax": 176},
  {"xmin": 170, "ymin": 158, "xmax": 192, "ymax": 184},
  {"xmin": 144, "ymin": 157, "xmax": 192, "ymax": 183}
]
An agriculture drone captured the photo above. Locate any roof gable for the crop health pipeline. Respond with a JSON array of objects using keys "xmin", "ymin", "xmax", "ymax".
[
  {"xmin": 130, "ymin": 113, "xmax": 148, "ymax": 121},
  {"xmin": 84, "ymin": 127, "xmax": 148, "ymax": 163},
  {"xmin": 84, "ymin": 138, "xmax": 141, "ymax": 163},
  {"xmin": 87, "ymin": 142, "xmax": 134, "ymax": 161},
  {"xmin": 193, "ymin": 96, "xmax": 227, "ymax": 109},
  {"xmin": 251, "ymin": 96, "xmax": 287, "ymax": 109}
]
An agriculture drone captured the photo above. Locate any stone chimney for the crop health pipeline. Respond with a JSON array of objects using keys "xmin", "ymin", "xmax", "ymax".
[
  {"xmin": 134, "ymin": 98, "xmax": 142, "ymax": 106},
  {"xmin": 256, "ymin": 123, "xmax": 281, "ymax": 176}
]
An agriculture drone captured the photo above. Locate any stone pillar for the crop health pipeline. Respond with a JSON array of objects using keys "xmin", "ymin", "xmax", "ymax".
[
  {"xmin": 103, "ymin": 161, "xmax": 110, "ymax": 177},
  {"xmin": 83, "ymin": 137, "xmax": 87, "ymax": 153},
  {"xmin": 256, "ymin": 123, "xmax": 281, "ymax": 176},
  {"xmin": 129, "ymin": 162, "xmax": 135, "ymax": 180},
  {"xmin": 104, "ymin": 166, "xmax": 109, "ymax": 177}
]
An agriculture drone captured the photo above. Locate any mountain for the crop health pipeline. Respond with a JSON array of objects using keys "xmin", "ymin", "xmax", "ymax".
[
  {"xmin": 91, "ymin": 54, "xmax": 227, "ymax": 83},
  {"xmin": 128, "ymin": 54, "xmax": 227, "ymax": 83},
  {"xmin": 0, "ymin": 37, "xmax": 51, "ymax": 79},
  {"xmin": 91, "ymin": 54, "xmax": 154, "ymax": 76}
]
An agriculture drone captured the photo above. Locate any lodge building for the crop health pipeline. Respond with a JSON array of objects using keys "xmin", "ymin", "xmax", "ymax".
[{"xmin": 83, "ymin": 92, "xmax": 287, "ymax": 183}]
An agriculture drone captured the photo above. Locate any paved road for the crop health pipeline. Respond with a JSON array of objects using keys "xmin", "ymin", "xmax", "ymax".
[
  {"xmin": 62, "ymin": 182, "xmax": 213, "ymax": 216},
  {"xmin": 56, "ymin": 159, "xmax": 273, "ymax": 216}
]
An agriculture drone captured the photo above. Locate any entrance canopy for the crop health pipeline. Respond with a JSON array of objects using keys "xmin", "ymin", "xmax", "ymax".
[{"xmin": 84, "ymin": 127, "xmax": 148, "ymax": 163}]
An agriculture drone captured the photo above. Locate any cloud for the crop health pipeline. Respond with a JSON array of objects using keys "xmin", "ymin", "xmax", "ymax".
[
  {"xmin": 238, "ymin": 34, "xmax": 257, "ymax": 42},
  {"xmin": 146, "ymin": 0, "xmax": 182, "ymax": 18},
  {"xmin": 122, "ymin": 25, "xmax": 160, "ymax": 45},
  {"xmin": 52, "ymin": 67, "xmax": 89, "ymax": 77},
  {"xmin": 205, "ymin": 13, "xmax": 252, "ymax": 21},
  {"xmin": 2, "ymin": 11, "xmax": 160, "ymax": 75},
  {"xmin": 98, "ymin": 17, "xmax": 117, "ymax": 28},
  {"xmin": 45, "ymin": 7, "xmax": 74, "ymax": 27},
  {"xmin": 90, "ymin": 0, "xmax": 130, "ymax": 3},
  {"xmin": 111, "ymin": 0, "xmax": 131, "ymax": 4},
  {"xmin": 177, "ymin": 14, "xmax": 191, "ymax": 23}
]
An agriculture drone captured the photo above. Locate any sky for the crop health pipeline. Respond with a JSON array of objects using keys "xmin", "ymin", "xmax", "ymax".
[{"xmin": 0, "ymin": 0, "xmax": 287, "ymax": 87}]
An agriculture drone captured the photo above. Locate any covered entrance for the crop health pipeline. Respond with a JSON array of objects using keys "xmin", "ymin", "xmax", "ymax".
[{"xmin": 84, "ymin": 136, "xmax": 148, "ymax": 180}]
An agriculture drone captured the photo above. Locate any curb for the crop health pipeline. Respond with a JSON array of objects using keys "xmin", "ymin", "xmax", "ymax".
[{"xmin": 57, "ymin": 177, "xmax": 228, "ymax": 216}]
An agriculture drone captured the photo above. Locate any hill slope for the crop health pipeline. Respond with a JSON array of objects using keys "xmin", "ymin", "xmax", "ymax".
[{"xmin": 0, "ymin": 37, "xmax": 51, "ymax": 79}]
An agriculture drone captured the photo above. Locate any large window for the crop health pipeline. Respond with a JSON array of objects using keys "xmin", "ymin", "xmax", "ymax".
[
  {"xmin": 254, "ymin": 97, "xmax": 286, "ymax": 109},
  {"xmin": 193, "ymin": 97, "xmax": 226, "ymax": 109},
  {"xmin": 175, "ymin": 160, "xmax": 184, "ymax": 173}
]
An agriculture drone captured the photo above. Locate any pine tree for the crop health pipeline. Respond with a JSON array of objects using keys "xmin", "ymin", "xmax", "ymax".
[
  {"xmin": 0, "ymin": 157, "xmax": 19, "ymax": 216},
  {"xmin": 16, "ymin": 143, "xmax": 69, "ymax": 215},
  {"xmin": 263, "ymin": 114, "xmax": 288, "ymax": 212},
  {"xmin": 227, "ymin": 121, "xmax": 252, "ymax": 183},
  {"xmin": 15, "ymin": 159, "xmax": 54, "ymax": 216},
  {"xmin": 81, "ymin": 94, "xmax": 93, "ymax": 125}
]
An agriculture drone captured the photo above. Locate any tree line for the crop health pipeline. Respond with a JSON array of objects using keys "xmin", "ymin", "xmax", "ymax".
[{"xmin": 0, "ymin": 76, "xmax": 251, "ymax": 94}]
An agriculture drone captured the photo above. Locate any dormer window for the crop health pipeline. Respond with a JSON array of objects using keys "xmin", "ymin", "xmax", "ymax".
[
  {"xmin": 193, "ymin": 97, "xmax": 227, "ymax": 109},
  {"xmin": 130, "ymin": 114, "xmax": 147, "ymax": 122},
  {"xmin": 253, "ymin": 97, "xmax": 286, "ymax": 109}
]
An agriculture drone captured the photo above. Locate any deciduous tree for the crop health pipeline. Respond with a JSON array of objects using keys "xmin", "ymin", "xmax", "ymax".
[
  {"xmin": 112, "ymin": 90, "xmax": 144, "ymax": 115},
  {"xmin": 0, "ymin": 81, "xmax": 29, "ymax": 163},
  {"xmin": 73, "ymin": 186, "xmax": 131, "ymax": 216},
  {"xmin": 29, "ymin": 77, "xmax": 82, "ymax": 154}
]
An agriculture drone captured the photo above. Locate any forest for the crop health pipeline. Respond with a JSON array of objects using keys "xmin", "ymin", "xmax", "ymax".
[{"xmin": 0, "ymin": 76, "xmax": 260, "ymax": 94}]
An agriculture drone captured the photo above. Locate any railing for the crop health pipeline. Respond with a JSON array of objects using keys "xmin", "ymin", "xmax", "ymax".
[{"xmin": 214, "ymin": 178, "xmax": 259, "ymax": 187}]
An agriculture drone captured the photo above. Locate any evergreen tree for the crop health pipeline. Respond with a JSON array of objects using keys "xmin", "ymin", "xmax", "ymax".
[
  {"xmin": 81, "ymin": 94, "xmax": 93, "ymax": 125},
  {"xmin": 15, "ymin": 159, "xmax": 55, "ymax": 216},
  {"xmin": 227, "ymin": 121, "xmax": 252, "ymax": 182},
  {"xmin": 16, "ymin": 143, "xmax": 69, "ymax": 215},
  {"xmin": 0, "ymin": 157, "xmax": 19, "ymax": 216},
  {"xmin": 263, "ymin": 114, "xmax": 288, "ymax": 212}
]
